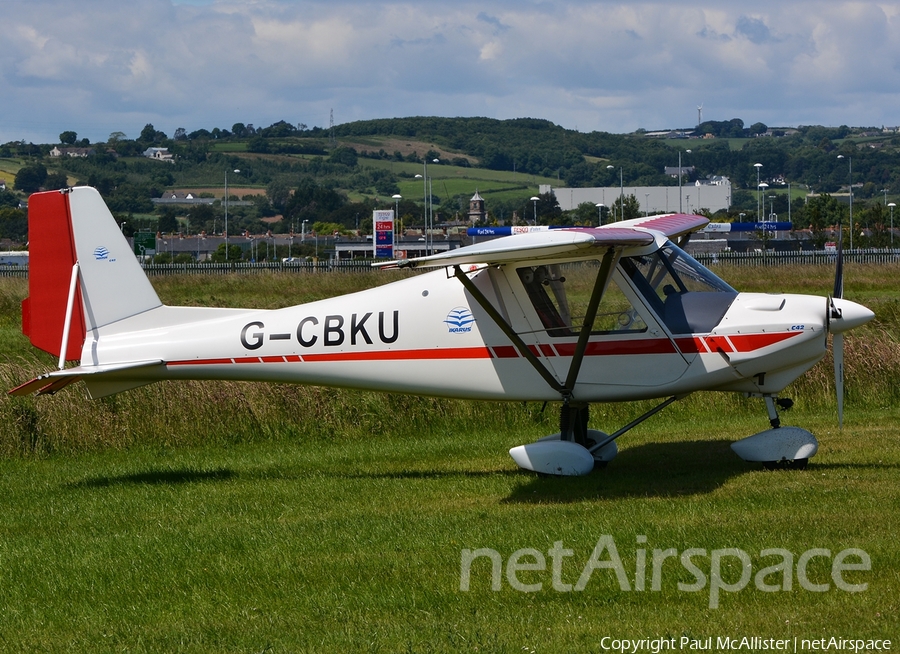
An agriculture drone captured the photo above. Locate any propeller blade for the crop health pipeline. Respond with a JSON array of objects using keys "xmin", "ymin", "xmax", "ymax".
[
  {"xmin": 834, "ymin": 332, "xmax": 844, "ymax": 429},
  {"xmin": 833, "ymin": 226, "xmax": 844, "ymax": 299}
]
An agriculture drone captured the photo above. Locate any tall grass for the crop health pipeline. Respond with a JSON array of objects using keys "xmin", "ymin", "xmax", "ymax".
[{"xmin": 2, "ymin": 264, "xmax": 899, "ymax": 458}]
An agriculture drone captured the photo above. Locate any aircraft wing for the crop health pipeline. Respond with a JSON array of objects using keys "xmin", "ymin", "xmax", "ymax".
[
  {"xmin": 376, "ymin": 226, "xmax": 655, "ymax": 270},
  {"xmin": 376, "ymin": 213, "xmax": 708, "ymax": 270},
  {"xmin": 613, "ymin": 213, "xmax": 710, "ymax": 239}
]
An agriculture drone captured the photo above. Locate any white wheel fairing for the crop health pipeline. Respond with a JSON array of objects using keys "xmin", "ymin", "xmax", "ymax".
[
  {"xmin": 731, "ymin": 427, "xmax": 819, "ymax": 463},
  {"xmin": 509, "ymin": 440, "xmax": 595, "ymax": 476}
]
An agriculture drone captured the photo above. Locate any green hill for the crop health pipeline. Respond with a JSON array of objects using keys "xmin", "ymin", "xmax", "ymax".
[{"xmin": 2, "ymin": 117, "xmax": 900, "ymax": 249}]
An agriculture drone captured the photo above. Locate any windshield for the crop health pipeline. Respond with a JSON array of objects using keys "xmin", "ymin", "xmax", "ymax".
[{"xmin": 620, "ymin": 241, "xmax": 737, "ymax": 334}]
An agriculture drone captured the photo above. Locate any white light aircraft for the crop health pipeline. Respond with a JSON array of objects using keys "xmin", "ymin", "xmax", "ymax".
[{"xmin": 10, "ymin": 187, "xmax": 874, "ymax": 475}]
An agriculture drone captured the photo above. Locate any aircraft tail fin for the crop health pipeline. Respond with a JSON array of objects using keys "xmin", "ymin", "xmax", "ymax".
[{"xmin": 23, "ymin": 187, "xmax": 162, "ymax": 362}]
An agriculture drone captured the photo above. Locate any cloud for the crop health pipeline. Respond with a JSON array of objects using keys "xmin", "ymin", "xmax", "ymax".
[
  {"xmin": 2, "ymin": 0, "xmax": 900, "ymax": 144},
  {"xmin": 735, "ymin": 16, "xmax": 773, "ymax": 44}
]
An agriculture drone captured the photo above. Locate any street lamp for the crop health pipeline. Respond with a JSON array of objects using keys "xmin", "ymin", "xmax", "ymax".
[
  {"xmin": 606, "ymin": 164, "xmax": 624, "ymax": 221},
  {"xmin": 596, "ymin": 203, "xmax": 604, "ymax": 226},
  {"xmin": 224, "ymin": 168, "xmax": 240, "ymax": 262},
  {"xmin": 889, "ymin": 202, "xmax": 896, "ymax": 247},
  {"xmin": 415, "ymin": 158, "xmax": 440, "ymax": 255},
  {"xmin": 392, "ymin": 194, "xmax": 402, "ymax": 246},
  {"xmin": 678, "ymin": 150, "xmax": 691, "ymax": 214},
  {"xmin": 530, "ymin": 196, "xmax": 540, "ymax": 225},
  {"xmin": 758, "ymin": 183, "xmax": 769, "ymax": 223},
  {"xmin": 837, "ymin": 155, "xmax": 853, "ymax": 250},
  {"xmin": 754, "ymin": 163, "xmax": 763, "ymax": 219}
]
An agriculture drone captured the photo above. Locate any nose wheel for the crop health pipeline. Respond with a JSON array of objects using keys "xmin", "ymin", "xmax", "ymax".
[{"xmin": 731, "ymin": 394, "xmax": 817, "ymax": 468}]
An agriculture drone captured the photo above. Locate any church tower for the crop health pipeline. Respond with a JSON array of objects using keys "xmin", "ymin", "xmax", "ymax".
[{"xmin": 467, "ymin": 190, "xmax": 486, "ymax": 223}]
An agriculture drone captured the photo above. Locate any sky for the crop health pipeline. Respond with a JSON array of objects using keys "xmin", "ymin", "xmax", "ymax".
[{"xmin": 2, "ymin": 0, "xmax": 900, "ymax": 145}]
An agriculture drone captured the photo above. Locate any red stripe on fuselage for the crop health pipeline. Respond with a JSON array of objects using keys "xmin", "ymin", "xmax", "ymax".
[
  {"xmin": 302, "ymin": 346, "xmax": 491, "ymax": 362},
  {"xmin": 168, "ymin": 358, "xmax": 234, "ymax": 366},
  {"xmin": 727, "ymin": 331, "xmax": 801, "ymax": 351},
  {"xmin": 164, "ymin": 332, "xmax": 800, "ymax": 368},
  {"xmin": 554, "ymin": 339, "xmax": 678, "ymax": 357}
]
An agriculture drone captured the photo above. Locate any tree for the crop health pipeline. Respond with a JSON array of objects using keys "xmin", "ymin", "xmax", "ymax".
[
  {"xmin": 209, "ymin": 243, "xmax": 244, "ymax": 262},
  {"xmin": 612, "ymin": 194, "xmax": 642, "ymax": 221},
  {"xmin": 59, "ymin": 131, "xmax": 77, "ymax": 145},
  {"xmin": 522, "ymin": 192, "xmax": 560, "ymax": 225},
  {"xmin": 139, "ymin": 123, "xmax": 167, "ymax": 143},
  {"xmin": 44, "ymin": 172, "xmax": 69, "ymax": 190},
  {"xmin": 284, "ymin": 178, "xmax": 346, "ymax": 224},
  {"xmin": 0, "ymin": 190, "xmax": 20, "ymax": 209},
  {"xmin": 567, "ymin": 201, "xmax": 601, "ymax": 226},
  {"xmin": 158, "ymin": 209, "xmax": 179, "ymax": 233},
  {"xmin": 266, "ymin": 179, "xmax": 292, "ymax": 212},
  {"xmin": 14, "ymin": 163, "xmax": 47, "ymax": 193},
  {"xmin": 328, "ymin": 146, "xmax": 358, "ymax": 167},
  {"xmin": 0, "ymin": 207, "xmax": 27, "ymax": 240},
  {"xmin": 140, "ymin": 123, "xmax": 157, "ymax": 142},
  {"xmin": 108, "ymin": 131, "xmax": 127, "ymax": 143},
  {"xmin": 187, "ymin": 204, "xmax": 216, "ymax": 231}
]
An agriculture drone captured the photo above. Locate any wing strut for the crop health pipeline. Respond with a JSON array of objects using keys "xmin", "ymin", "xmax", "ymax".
[
  {"xmin": 452, "ymin": 246, "xmax": 619, "ymax": 400},
  {"xmin": 563, "ymin": 248, "xmax": 619, "ymax": 393}
]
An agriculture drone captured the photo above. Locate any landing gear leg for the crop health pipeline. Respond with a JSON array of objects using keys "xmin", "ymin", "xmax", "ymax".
[
  {"xmin": 762, "ymin": 394, "xmax": 795, "ymax": 429},
  {"xmin": 764, "ymin": 395, "xmax": 780, "ymax": 428},
  {"xmin": 559, "ymin": 401, "xmax": 589, "ymax": 446}
]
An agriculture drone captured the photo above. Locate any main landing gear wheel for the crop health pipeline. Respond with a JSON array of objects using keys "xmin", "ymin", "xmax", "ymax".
[{"xmin": 762, "ymin": 457, "xmax": 809, "ymax": 471}]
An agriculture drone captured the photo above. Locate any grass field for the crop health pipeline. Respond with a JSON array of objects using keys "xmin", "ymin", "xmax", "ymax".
[
  {"xmin": 0, "ymin": 265, "xmax": 898, "ymax": 652},
  {"xmin": 0, "ymin": 157, "xmax": 24, "ymax": 183}
]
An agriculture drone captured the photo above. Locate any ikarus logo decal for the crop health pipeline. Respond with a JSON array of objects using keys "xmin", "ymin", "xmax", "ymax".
[{"xmin": 445, "ymin": 307, "xmax": 475, "ymax": 333}]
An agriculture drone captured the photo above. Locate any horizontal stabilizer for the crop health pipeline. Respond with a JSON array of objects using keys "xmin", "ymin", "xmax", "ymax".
[{"xmin": 8, "ymin": 360, "xmax": 163, "ymax": 397}]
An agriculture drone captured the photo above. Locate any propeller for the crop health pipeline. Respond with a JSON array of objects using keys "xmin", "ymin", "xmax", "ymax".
[
  {"xmin": 823, "ymin": 228, "xmax": 875, "ymax": 429},
  {"xmin": 829, "ymin": 227, "xmax": 845, "ymax": 428}
]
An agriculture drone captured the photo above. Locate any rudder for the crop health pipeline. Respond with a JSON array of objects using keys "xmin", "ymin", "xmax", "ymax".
[{"xmin": 23, "ymin": 189, "xmax": 86, "ymax": 360}]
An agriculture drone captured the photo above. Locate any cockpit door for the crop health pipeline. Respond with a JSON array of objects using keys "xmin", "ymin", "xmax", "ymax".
[{"xmin": 502, "ymin": 260, "xmax": 692, "ymax": 392}]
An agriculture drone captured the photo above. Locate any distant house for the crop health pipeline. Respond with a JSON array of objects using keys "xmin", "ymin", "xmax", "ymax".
[
  {"xmin": 664, "ymin": 165, "xmax": 695, "ymax": 178},
  {"xmin": 49, "ymin": 146, "xmax": 95, "ymax": 158},
  {"xmin": 143, "ymin": 147, "xmax": 175, "ymax": 162},
  {"xmin": 0, "ymin": 179, "xmax": 6, "ymax": 191},
  {"xmin": 151, "ymin": 190, "xmax": 217, "ymax": 206}
]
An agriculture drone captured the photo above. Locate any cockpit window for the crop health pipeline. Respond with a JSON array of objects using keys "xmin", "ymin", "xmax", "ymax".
[
  {"xmin": 517, "ymin": 262, "xmax": 648, "ymax": 338},
  {"xmin": 620, "ymin": 241, "xmax": 737, "ymax": 334}
]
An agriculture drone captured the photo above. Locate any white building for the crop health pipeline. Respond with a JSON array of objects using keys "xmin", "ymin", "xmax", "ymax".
[
  {"xmin": 142, "ymin": 147, "xmax": 175, "ymax": 162},
  {"xmin": 542, "ymin": 178, "xmax": 732, "ymax": 216}
]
